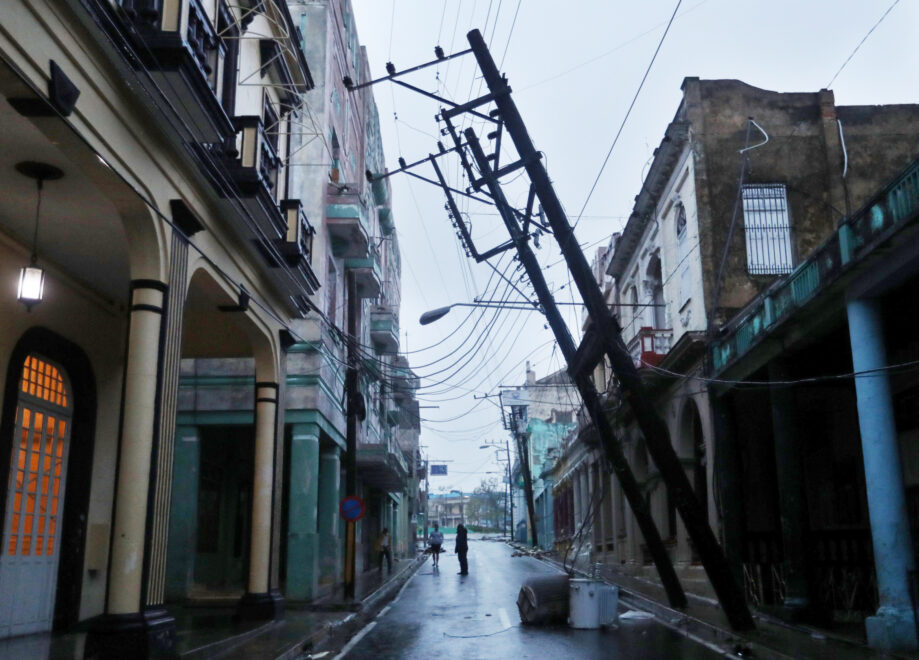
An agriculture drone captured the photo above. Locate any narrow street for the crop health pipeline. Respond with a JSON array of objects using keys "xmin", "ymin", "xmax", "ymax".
[{"xmin": 334, "ymin": 539, "xmax": 719, "ymax": 659}]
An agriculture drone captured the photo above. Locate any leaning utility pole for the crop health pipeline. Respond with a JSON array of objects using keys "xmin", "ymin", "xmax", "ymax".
[
  {"xmin": 460, "ymin": 28, "xmax": 753, "ymax": 630},
  {"xmin": 505, "ymin": 401, "xmax": 538, "ymax": 548},
  {"xmin": 461, "ymin": 126, "xmax": 685, "ymax": 607},
  {"xmin": 352, "ymin": 31, "xmax": 753, "ymax": 630}
]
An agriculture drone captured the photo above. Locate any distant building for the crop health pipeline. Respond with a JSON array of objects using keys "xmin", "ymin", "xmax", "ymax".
[{"xmin": 503, "ymin": 364, "xmax": 579, "ymax": 549}]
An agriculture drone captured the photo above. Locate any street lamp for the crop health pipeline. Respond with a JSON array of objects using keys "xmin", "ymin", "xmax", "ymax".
[
  {"xmin": 419, "ymin": 299, "xmax": 662, "ymax": 325},
  {"xmin": 419, "ymin": 300, "xmax": 541, "ymax": 325}
]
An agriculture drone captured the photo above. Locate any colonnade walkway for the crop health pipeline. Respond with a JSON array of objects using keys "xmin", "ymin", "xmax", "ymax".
[{"xmin": 0, "ymin": 556, "xmax": 424, "ymax": 660}]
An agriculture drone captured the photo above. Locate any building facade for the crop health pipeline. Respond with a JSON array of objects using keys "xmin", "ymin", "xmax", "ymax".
[
  {"xmin": 554, "ymin": 78, "xmax": 919, "ymax": 650},
  {"xmin": 0, "ymin": 0, "xmax": 418, "ymax": 656},
  {"xmin": 502, "ymin": 364, "xmax": 579, "ymax": 549}
]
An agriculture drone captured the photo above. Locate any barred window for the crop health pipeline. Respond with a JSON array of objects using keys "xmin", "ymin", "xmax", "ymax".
[{"xmin": 742, "ymin": 184, "xmax": 793, "ymax": 275}]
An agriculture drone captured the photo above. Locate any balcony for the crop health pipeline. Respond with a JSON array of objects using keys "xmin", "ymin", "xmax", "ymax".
[
  {"xmin": 357, "ymin": 430, "xmax": 408, "ymax": 491},
  {"xmin": 370, "ymin": 304, "xmax": 399, "ymax": 354},
  {"xmin": 627, "ymin": 327, "xmax": 672, "ymax": 369},
  {"xmin": 222, "ymin": 115, "xmax": 286, "ymax": 239},
  {"xmin": 391, "ymin": 356, "xmax": 420, "ymax": 402},
  {"xmin": 378, "ymin": 206, "xmax": 395, "ymax": 236},
  {"xmin": 326, "ymin": 184, "xmax": 370, "ymax": 258},
  {"xmin": 711, "ymin": 158, "xmax": 919, "ymax": 374},
  {"xmin": 256, "ymin": 199, "xmax": 320, "ymax": 294},
  {"xmin": 125, "ymin": 0, "xmax": 236, "ymax": 142},
  {"xmin": 345, "ymin": 248, "xmax": 382, "ymax": 299}
]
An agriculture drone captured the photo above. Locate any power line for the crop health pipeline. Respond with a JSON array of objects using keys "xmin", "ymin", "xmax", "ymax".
[
  {"xmin": 826, "ymin": 0, "xmax": 901, "ymax": 89},
  {"xmin": 572, "ymin": 0, "xmax": 683, "ymax": 231}
]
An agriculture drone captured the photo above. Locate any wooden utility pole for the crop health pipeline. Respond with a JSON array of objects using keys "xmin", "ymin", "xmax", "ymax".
[{"xmin": 462, "ymin": 28, "xmax": 753, "ymax": 630}]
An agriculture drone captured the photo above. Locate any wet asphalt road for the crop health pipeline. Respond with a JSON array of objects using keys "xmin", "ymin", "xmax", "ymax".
[{"xmin": 335, "ymin": 539, "xmax": 720, "ymax": 660}]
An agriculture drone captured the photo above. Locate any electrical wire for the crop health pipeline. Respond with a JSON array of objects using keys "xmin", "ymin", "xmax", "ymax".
[
  {"xmin": 572, "ymin": 0, "xmax": 683, "ymax": 231},
  {"xmin": 825, "ymin": 0, "xmax": 901, "ymax": 89}
]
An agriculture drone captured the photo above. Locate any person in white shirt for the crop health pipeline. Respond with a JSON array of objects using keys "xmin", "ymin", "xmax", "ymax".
[
  {"xmin": 376, "ymin": 528, "xmax": 392, "ymax": 573},
  {"xmin": 428, "ymin": 522, "xmax": 444, "ymax": 567}
]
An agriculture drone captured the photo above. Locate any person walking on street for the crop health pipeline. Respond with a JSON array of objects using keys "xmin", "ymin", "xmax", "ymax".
[
  {"xmin": 455, "ymin": 523, "xmax": 468, "ymax": 575},
  {"xmin": 376, "ymin": 528, "xmax": 392, "ymax": 574},
  {"xmin": 428, "ymin": 522, "xmax": 444, "ymax": 568}
]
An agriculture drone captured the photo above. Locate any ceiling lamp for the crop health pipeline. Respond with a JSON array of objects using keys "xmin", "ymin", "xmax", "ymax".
[{"xmin": 15, "ymin": 161, "xmax": 63, "ymax": 311}]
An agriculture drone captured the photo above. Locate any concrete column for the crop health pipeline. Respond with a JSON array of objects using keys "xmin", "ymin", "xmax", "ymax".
[
  {"xmin": 237, "ymin": 381, "xmax": 283, "ymax": 620},
  {"xmin": 586, "ymin": 462, "xmax": 597, "ymax": 554},
  {"xmin": 847, "ymin": 298, "xmax": 918, "ymax": 651},
  {"xmin": 286, "ymin": 425, "xmax": 320, "ymax": 600},
  {"xmin": 86, "ymin": 282, "xmax": 176, "ymax": 659},
  {"xmin": 107, "ymin": 284, "xmax": 166, "ymax": 615},
  {"xmin": 572, "ymin": 469, "xmax": 582, "ymax": 533},
  {"xmin": 768, "ymin": 360, "xmax": 810, "ymax": 614},
  {"xmin": 318, "ymin": 447, "xmax": 341, "ymax": 585}
]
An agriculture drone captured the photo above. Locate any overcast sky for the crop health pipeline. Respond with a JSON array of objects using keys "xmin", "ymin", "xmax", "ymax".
[{"xmin": 350, "ymin": 0, "xmax": 919, "ymax": 494}]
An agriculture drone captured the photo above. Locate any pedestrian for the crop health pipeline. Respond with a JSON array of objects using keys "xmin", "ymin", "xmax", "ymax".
[
  {"xmin": 455, "ymin": 523, "xmax": 469, "ymax": 575},
  {"xmin": 428, "ymin": 522, "xmax": 444, "ymax": 568},
  {"xmin": 376, "ymin": 527, "xmax": 392, "ymax": 574}
]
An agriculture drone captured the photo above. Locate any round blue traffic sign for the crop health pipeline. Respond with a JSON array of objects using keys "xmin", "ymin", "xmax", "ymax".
[{"xmin": 339, "ymin": 496, "xmax": 366, "ymax": 521}]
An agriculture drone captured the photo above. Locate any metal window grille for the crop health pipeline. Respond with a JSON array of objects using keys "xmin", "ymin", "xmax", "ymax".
[{"xmin": 742, "ymin": 184, "xmax": 793, "ymax": 275}]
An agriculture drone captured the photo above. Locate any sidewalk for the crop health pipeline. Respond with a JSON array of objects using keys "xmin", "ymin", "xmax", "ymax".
[
  {"xmin": 201, "ymin": 554, "xmax": 426, "ymax": 660},
  {"xmin": 12, "ymin": 554, "xmax": 425, "ymax": 660},
  {"xmin": 509, "ymin": 542, "xmax": 919, "ymax": 659}
]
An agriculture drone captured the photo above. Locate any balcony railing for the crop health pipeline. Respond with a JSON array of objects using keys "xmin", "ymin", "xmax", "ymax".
[
  {"xmin": 123, "ymin": 0, "xmax": 236, "ymax": 142},
  {"xmin": 627, "ymin": 327, "xmax": 672, "ymax": 369},
  {"xmin": 222, "ymin": 115, "xmax": 286, "ymax": 239},
  {"xmin": 345, "ymin": 245, "xmax": 383, "ymax": 299},
  {"xmin": 326, "ymin": 184, "xmax": 371, "ymax": 258},
  {"xmin": 357, "ymin": 427, "xmax": 409, "ymax": 490},
  {"xmin": 370, "ymin": 304, "xmax": 399, "ymax": 354},
  {"xmin": 277, "ymin": 199, "xmax": 316, "ymax": 266},
  {"xmin": 711, "ymin": 158, "xmax": 919, "ymax": 373}
]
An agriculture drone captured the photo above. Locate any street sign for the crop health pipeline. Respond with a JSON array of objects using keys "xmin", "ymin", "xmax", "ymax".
[
  {"xmin": 339, "ymin": 495, "xmax": 366, "ymax": 521},
  {"xmin": 430, "ymin": 464, "xmax": 448, "ymax": 476}
]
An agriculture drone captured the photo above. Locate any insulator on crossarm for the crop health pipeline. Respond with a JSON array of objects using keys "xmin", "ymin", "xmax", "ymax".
[
  {"xmin": 435, "ymin": 45, "xmax": 445, "ymax": 60},
  {"xmin": 386, "ymin": 62, "xmax": 396, "ymax": 75},
  {"xmin": 398, "ymin": 157, "xmax": 407, "ymax": 169}
]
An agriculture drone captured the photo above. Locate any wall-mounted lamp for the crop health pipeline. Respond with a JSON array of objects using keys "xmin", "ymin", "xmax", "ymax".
[{"xmin": 15, "ymin": 161, "xmax": 63, "ymax": 311}]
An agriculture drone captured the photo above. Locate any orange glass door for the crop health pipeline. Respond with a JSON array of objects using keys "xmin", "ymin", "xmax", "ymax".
[{"xmin": 0, "ymin": 356, "xmax": 72, "ymax": 638}]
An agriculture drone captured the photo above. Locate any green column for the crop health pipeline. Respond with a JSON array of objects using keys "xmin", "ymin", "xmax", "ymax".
[
  {"xmin": 318, "ymin": 447, "xmax": 341, "ymax": 586},
  {"xmin": 286, "ymin": 425, "xmax": 320, "ymax": 600},
  {"xmin": 165, "ymin": 426, "xmax": 199, "ymax": 601}
]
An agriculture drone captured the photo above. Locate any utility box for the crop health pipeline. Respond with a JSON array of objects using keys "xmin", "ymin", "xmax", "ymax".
[{"xmin": 569, "ymin": 579, "xmax": 619, "ymax": 628}]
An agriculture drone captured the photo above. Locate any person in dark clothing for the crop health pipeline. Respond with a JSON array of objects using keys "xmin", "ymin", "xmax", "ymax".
[{"xmin": 455, "ymin": 523, "xmax": 469, "ymax": 575}]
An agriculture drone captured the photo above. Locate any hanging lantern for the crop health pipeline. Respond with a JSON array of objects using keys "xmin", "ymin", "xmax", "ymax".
[
  {"xmin": 17, "ymin": 261, "xmax": 45, "ymax": 309},
  {"xmin": 14, "ymin": 161, "xmax": 63, "ymax": 311}
]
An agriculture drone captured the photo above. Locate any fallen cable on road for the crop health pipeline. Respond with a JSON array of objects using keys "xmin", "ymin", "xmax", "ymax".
[{"xmin": 443, "ymin": 626, "xmax": 516, "ymax": 638}]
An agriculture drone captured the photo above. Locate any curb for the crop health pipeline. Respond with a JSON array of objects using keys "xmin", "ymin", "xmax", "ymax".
[
  {"xmin": 304, "ymin": 554, "xmax": 427, "ymax": 658},
  {"xmin": 511, "ymin": 543, "xmax": 911, "ymax": 660}
]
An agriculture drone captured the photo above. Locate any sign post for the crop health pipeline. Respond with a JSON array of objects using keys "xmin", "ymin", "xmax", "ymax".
[{"xmin": 340, "ymin": 496, "xmax": 365, "ymax": 600}]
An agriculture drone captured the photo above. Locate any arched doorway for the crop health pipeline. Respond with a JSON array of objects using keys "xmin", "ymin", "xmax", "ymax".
[{"xmin": 0, "ymin": 355, "xmax": 72, "ymax": 637}]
